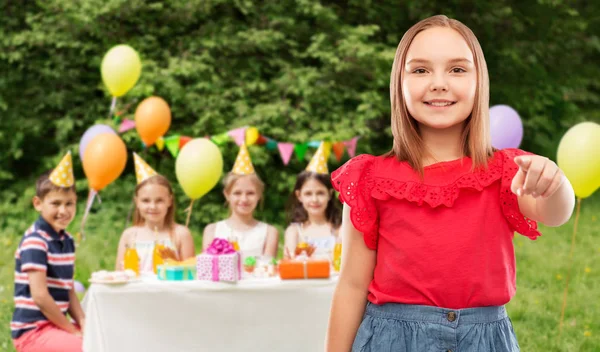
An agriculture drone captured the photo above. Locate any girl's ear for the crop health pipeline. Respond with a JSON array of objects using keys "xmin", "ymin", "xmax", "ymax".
[{"xmin": 295, "ymin": 189, "xmax": 302, "ymax": 202}]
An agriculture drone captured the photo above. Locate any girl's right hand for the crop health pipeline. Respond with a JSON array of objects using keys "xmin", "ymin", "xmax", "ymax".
[{"xmin": 159, "ymin": 247, "xmax": 178, "ymax": 261}]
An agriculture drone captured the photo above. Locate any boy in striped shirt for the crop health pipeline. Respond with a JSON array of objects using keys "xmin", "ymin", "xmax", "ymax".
[{"xmin": 11, "ymin": 152, "xmax": 84, "ymax": 352}]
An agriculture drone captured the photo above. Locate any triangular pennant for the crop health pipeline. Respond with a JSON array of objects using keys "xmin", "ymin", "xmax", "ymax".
[
  {"xmin": 256, "ymin": 135, "xmax": 268, "ymax": 146},
  {"xmin": 156, "ymin": 137, "xmax": 165, "ymax": 151},
  {"xmin": 211, "ymin": 132, "xmax": 230, "ymax": 145},
  {"xmin": 179, "ymin": 136, "xmax": 192, "ymax": 149},
  {"xmin": 307, "ymin": 140, "xmax": 321, "ymax": 148},
  {"xmin": 323, "ymin": 141, "xmax": 332, "ymax": 160},
  {"xmin": 277, "ymin": 143, "xmax": 295, "ymax": 165},
  {"xmin": 332, "ymin": 142, "xmax": 345, "ymax": 162},
  {"xmin": 165, "ymin": 135, "xmax": 181, "ymax": 157},
  {"xmin": 133, "ymin": 152, "xmax": 158, "ymax": 184},
  {"xmin": 118, "ymin": 118, "xmax": 136, "ymax": 133},
  {"xmin": 228, "ymin": 127, "xmax": 247, "ymax": 147},
  {"xmin": 306, "ymin": 142, "xmax": 328, "ymax": 174},
  {"xmin": 294, "ymin": 143, "xmax": 309, "ymax": 162},
  {"xmin": 265, "ymin": 138, "xmax": 278, "ymax": 151},
  {"xmin": 232, "ymin": 143, "xmax": 255, "ymax": 175},
  {"xmin": 344, "ymin": 137, "xmax": 359, "ymax": 158},
  {"xmin": 49, "ymin": 152, "xmax": 75, "ymax": 187}
]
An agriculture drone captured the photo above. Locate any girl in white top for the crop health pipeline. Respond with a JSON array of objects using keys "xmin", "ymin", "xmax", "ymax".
[
  {"xmin": 116, "ymin": 154, "xmax": 195, "ymax": 272},
  {"xmin": 203, "ymin": 144, "xmax": 279, "ymax": 259},
  {"xmin": 284, "ymin": 143, "xmax": 342, "ymax": 258}
]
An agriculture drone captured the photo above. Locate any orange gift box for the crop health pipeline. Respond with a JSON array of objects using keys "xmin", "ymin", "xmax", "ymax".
[{"xmin": 278, "ymin": 259, "xmax": 330, "ymax": 279}]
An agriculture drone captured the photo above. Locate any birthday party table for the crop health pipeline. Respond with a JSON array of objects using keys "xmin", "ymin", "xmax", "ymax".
[{"xmin": 82, "ymin": 276, "xmax": 337, "ymax": 352}]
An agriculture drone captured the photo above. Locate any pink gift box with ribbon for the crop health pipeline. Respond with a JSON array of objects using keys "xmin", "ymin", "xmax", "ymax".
[{"xmin": 196, "ymin": 238, "xmax": 241, "ymax": 282}]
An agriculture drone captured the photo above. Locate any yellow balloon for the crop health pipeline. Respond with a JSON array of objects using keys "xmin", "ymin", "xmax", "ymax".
[
  {"xmin": 557, "ymin": 122, "xmax": 600, "ymax": 198},
  {"xmin": 101, "ymin": 45, "xmax": 142, "ymax": 97},
  {"xmin": 175, "ymin": 138, "xmax": 223, "ymax": 199},
  {"xmin": 245, "ymin": 127, "xmax": 259, "ymax": 146}
]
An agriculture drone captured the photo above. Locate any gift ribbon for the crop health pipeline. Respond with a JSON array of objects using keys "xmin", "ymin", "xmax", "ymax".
[{"xmin": 206, "ymin": 238, "xmax": 237, "ymax": 282}]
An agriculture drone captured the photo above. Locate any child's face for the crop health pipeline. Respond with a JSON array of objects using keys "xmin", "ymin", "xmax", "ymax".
[
  {"xmin": 33, "ymin": 190, "xmax": 77, "ymax": 232},
  {"xmin": 402, "ymin": 26, "xmax": 476, "ymax": 130},
  {"xmin": 135, "ymin": 183, "xmax": 172, "ymax": 225},
  {"xmin": 296, "ymin": 178, "xmax": 331, "ymax": 219},
  {"xmin": 225, "ymin": 176, "xmax": 260, "ymax": 216}
]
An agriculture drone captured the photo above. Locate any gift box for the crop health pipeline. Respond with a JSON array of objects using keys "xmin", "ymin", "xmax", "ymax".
[
  {"xmin": 278, "ymin": 258, "xmax": 330, "ymax": 280},
  {"xmin": 157, "ymin": 265, "xmax": 196, "ymax": 281},
  {"xmin": 197, "ymin": 238, "xmax": 241, "ymax": 282}
]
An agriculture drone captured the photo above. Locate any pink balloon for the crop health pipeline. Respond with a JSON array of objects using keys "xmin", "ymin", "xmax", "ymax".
[{"xmin": 489, "ymin": 105, "xmax": 523, "ymax": 149}]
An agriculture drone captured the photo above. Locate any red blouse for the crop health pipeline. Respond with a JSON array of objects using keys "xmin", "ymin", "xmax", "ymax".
[{"xmin": 331, "ymin": 148, "xmax": 541, "ymax": 309}]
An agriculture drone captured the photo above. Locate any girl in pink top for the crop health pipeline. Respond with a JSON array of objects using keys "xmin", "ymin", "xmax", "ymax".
[{"xmin": 326, "ymin": 15, "xmax": 575, "ymax": 352}]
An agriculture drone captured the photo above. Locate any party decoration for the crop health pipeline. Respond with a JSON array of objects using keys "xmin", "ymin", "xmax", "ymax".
[
  {"xmin": 118, "ymin": 119, "xmax": 136, "ymax": 133},
  {"xmin": 175, "ymin": 138, "xmax": 223, "ymax": 200},
  {"xmin": 79, "ymin": 124, "xmax": 116, "ymax": 161},
  {"xmin": 133, "ymin": 152, "xmax": 158, "ymax": 184},
  {"xmin": 82, "ymin": 133, "xmax": 128, "ymax": 191},
  {"xmin": 165, "ymin": 135, "xmax": 180, "ymax": 157},
  {"xmin": 135, "ymin": 96, "xmax": 172, "ymax": 146},
  {"xmin": 557, "ymin": 122, "xmax": 600, "ymax": 199},
  {"xmin": 332, "ymin": 142, "xmax": 345, "ymax": 162},
  {"xmin": 306, "ymin": 142, "xmax": 329, "ymax": 174},
  {"xmin": 232, "ymin": 144, "xmax": 255, "ymax": 175},
  {"xmin": 344, "ymin": 137, "xmax": 359, "ymax": 158},
  {"xmin": 49, "ymin": 152, "xmax": 74, "ymax": 187},
  {"xmin": 179, "ymin": 136, "xmax": 192, "ymax": 149},
  {"xmin": 245, "ymin": 127, "xmax": 259, "ymax": 146},
  {"xmin": 156, "ymin": 137, "xmax": 165, "ymax": 151},
  {"xmin": 101, "ymin": 44, "xmax": 142, "ymax": 97},
  {"xmin": 294, "ymin": 143, "xmax": 309, "ymax": 161},
  {"xmin": 277, "ymin": 143, "xmax": 295, "ymax": 165},
  {"xmin": 489, "ymin": 105, "xmax": 523, "ymax": 149},
  {"xmin": 74, "ymin": 281, "xmax": 85, "ymax": 294},
  {"xmin": 228, "ymin": 127, "xmax": 247, "ymax": 146}
]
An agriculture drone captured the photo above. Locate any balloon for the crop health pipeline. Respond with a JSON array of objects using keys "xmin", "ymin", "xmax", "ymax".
[
  {"xmin": 176, "ymin": 139, "xmax": 223, "ymax": 199},
  {"xmin": 557, "ymin": 122, "xmax": 600, "ymax": 198},
  {"xmin": 489, "ymin": 105, "xmax": 523, "ymax": 149},
  {"xmin": 82, "ymin": 133, "xmax": 128, "ymax": 191},
  {"xmin": 74, "ymin": 281, "xmax": 85, "ymax": 293},
  {"xmin": 245, "ymin": 127, "xmax": 259, "ymax": 146},
  {"xmin": 101, "ymin": 45, "xmax": 142, "ymax": 97},
  {"xmin": 79, "ymin": 125, "xmax": 116, "ymax": 161},
  {"xmin": 135, "ymin": 96, "xmax": 171, "ymax": 146}
]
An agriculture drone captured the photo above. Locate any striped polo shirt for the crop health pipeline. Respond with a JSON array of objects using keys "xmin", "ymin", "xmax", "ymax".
[{"xmin": 11, "ymin": 216, "xmax": 76, "ymax": 339}]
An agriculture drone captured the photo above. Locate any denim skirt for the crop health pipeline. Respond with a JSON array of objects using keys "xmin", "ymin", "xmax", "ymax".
[{"xmin": 352, "ymin": 302, "xmax": 520, "ymax": 352}]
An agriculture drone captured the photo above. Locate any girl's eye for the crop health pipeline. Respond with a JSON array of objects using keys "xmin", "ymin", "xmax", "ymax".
[
  {"xmin": 413, "ymin": 68, "xmax": 427, "ymax": 74},
  {"xmin": 451, "ymin": 67, "xmax": 466, "ymax": 73}
]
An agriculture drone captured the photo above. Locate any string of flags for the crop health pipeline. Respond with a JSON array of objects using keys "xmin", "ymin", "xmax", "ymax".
[{"xmin": 116, "ymin": 118, "xmax": 360, "ymax": 165}]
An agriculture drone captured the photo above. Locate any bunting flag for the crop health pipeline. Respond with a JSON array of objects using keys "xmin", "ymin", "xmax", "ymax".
[
  {"xmin": 211, "ymin": 132, "xmax": 230, "ymax": 145},
  {"xmin": 294, "ymin": 143, "xmax": 309, "ymax": 161},
  {"xmin": 165, "ymin": 135, "xmax": 180, "ymax": 157},
  {"xmin": 344, "ymin": 137, "xmax": 359, "ymax": 158},
  {"xmin": 228, "ymin": 127, "xmax": 247, "ymax": 146},
  {"xmin": 265, "ymin": 138, "xmax": 278, "ymax": 151},
  {"xmin": 307, "ymin": 140, "xmax": 321, "ymax": 148},
  {"xmin": 156, "ymin": 137, "xmax": 165, "ymax": 151},
  {"xmin": 332, "ymin": 142, "xmax": 345, "ymax": 162},
  {"xmin": 118, "ymin": 118, "xmax": 136, "ymax": 133},
  {"xmin": 323, "ymin": 141, "xmax": 332, "ymax": 160},
  {"xmin": 179, "ymin": 136, "xmax": 192, "ymax": 149},
  {"xmin": 277, "ymin": 143, "xmax": 295, "ymax": 165}
]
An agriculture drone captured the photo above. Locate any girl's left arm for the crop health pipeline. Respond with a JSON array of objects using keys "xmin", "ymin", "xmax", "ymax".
[{"xmin": 512, "ymin": 155, "xmax": 576, "ymax": 227}]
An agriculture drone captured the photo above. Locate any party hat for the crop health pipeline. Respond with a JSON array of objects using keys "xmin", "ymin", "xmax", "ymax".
[
  {"xmin": 232, "ymin": 143, "xmax": 255, "ymax": 175},
  {"xmin": 306, "ymin": 142, "xmax": 329, "ymax": 174},
  {"xmin": 49, "ymin": 152, "xmax": 75, "ymax": 187},
  {"xmin": 134, "ymin": 152, "xmax": 158, "ymax": 184}
]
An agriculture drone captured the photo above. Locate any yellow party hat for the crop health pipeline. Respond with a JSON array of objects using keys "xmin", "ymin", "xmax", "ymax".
[
  {"xmin": 134, "ymin": 152, "xmax": 158, "ymax": 184},
  {"xmin": 306, "ymin": 142, "xmax": 329, "ymax": 174},
  {"xmin": 49, "ymin": 152, "xmax": 75, "ymax": 187},
  {"xmin": 232, "ymin": 143, "xmax": 255, "ymax": 175}
]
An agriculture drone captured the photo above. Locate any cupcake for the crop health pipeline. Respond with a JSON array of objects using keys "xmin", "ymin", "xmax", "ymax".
[{"xmin": 244, "ymin": 256, "xmax": 257, "ymax": 273}]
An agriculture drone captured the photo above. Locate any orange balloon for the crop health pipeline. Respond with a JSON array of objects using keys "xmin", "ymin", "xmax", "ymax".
[
  {"xmin": 82, "ymin": 133, "xmax": 128, "ymax": 191},
  {"xmin": 135, "ymin": 96, "xmax": 171, "ymax": 146}
]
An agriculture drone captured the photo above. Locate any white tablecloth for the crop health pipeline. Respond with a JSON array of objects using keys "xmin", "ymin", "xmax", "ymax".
[{"xmin": 82, "ymin": 276, "xmax": 337, "ymax": 352}]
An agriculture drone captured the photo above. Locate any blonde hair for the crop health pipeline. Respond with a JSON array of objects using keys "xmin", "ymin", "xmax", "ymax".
[
  {"xmin": 389, "ymin": 15, "xmax": 493, "ymax": 174},
  {"xmin": 132, "ymin": 175, "xmax": 176, "ymax": 233}
]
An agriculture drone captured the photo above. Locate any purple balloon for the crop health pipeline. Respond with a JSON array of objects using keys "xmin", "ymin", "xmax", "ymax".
[
  {"xmin": 489, "ymin": 105, "xmax": 523, "ymax": 149},
  {"xmin": 79, "ymin": 124, "xmax": 116, "ymax": 161},
  {"xmin": 74, "ymin": 280, "xmax": 85, "ymax": 293}
]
